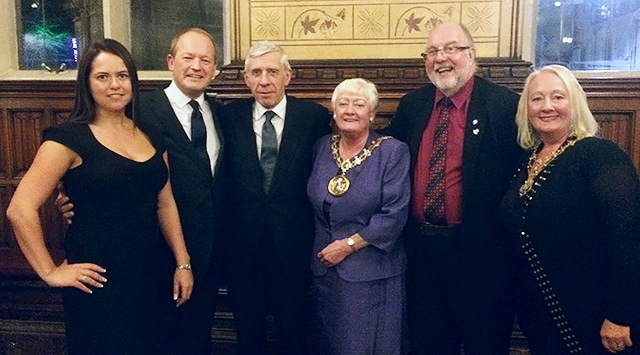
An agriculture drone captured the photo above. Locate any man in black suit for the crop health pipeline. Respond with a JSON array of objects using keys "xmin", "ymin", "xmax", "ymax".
[
  {"xmin": 219, "ymin": 41, "xmax": 331, "ymax": 355},
  {"xmin": 136, "ymin": 28, "xmax": 226, "ymax": 355},
  {"xmin": 386, "ymin": 22, "xmax": 522, "ymax": 354}
]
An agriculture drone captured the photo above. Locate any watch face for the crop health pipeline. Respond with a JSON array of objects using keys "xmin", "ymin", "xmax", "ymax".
[{"xmin": 347, "ymin": 238, "xmax": 355, "ymax": 246}]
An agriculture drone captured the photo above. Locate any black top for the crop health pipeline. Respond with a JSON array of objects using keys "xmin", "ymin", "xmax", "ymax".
[
  {"xmin": 44, "ymin": 121, "xmax": 170, "ymax": 354},
  {"xmin": 502, "ymin": 137, "xmax": 640, "ymax": 353}
]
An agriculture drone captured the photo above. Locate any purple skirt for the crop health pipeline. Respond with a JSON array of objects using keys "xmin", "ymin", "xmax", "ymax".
[{"xmin": 313, "ymin": 267, "xmax": 405, "ymax": 355}]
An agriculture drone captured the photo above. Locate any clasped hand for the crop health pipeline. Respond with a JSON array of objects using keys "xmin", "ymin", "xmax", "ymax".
[{"xmin": 317, "ymin": 239, "xmax": 352, "ymax": 267}]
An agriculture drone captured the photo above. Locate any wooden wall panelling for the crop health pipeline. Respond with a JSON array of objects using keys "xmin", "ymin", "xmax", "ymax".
[
  {"xmin": 0, "ymin": 83, "xmax": 75, "ymax": 279},
  {"xmin": 584, "ymin": 89, "xmax": 640, "ymax": 173},
  {"xmin": 10, "ymin": 110, "xmax": 46, "ymax": 179},
  {"xmin": 1, "ymin": 108, "xmax": 8, "ymax": 181},
  {"xmin": 0, "ymin": 83, "xmax": 74, "ymax": 354},
  {"xmin": 594, "ymin": 112, "xmax": 635, "ymax": 156},
  {"xmin": 212, "ymin": 58, "xmax": 533, "ymax": 134},
  {"xmin": 1, "ymin": 61, "xmax": 640, "ymax": 354}
]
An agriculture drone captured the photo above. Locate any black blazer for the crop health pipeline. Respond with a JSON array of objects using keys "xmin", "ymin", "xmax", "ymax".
[
  {"xmin": 219, "ymin": 95, "xmax": 331, "ymax": 276},
  {"xmin": 137, "ymin": 87, "xmax": 227, "ymax": 282},
  {"xmin": 386, "ymin": 76, "xmax": 522, "ymax": 300}
]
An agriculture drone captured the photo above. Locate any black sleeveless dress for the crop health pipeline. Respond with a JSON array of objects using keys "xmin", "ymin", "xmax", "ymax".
[{"xmin": 43, "ymin": 122, "xmax": 170, "ymax": 354}]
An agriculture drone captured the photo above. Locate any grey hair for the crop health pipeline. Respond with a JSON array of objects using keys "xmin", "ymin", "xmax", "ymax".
[
  {"xmin": 244, "ymin": 41, "xmax": 291, "ymax": 72},
  {"xmin": 331, "ymin": 78, "xmax": 379, "ymax": 111}
]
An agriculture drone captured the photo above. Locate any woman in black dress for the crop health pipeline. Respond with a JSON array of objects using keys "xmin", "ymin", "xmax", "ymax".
[
  {"xmin": 501, "ymin": 64, "xmax": 640, "ymax": 354},
  {"xmin": 6, "ymin": 39, "xmax": 193, "ymax": 354}
]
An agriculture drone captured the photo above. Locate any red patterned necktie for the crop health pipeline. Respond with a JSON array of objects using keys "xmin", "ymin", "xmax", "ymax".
[{"xmin": 423, "ymin": 97, "xmax": 451, "ymax": 225}]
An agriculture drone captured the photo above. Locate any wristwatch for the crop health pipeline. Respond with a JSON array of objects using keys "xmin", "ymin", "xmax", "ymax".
[{"xmin": 347, "ymin": 237, "xmax": 357, "ymax": 253}]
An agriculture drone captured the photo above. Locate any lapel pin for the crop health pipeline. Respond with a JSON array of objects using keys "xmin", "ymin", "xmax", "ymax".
[
  {"xmin": 472, "ymin": 119, "xmax": 478, "ymax": 125},
  {"xmin": 473, "ymin": 128, "xmax": 480, "ymax": 135}
]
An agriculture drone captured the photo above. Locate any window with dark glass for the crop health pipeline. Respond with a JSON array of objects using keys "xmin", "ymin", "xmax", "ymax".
[
  {"xmin": 130, "ymin": 0, "xmax": 224, "ymax": 70},
  {"xmin": 536, "ymin": 0, "xmax": 640, "ymax": 70},
  {"xmin": 17, "ymin": 0, "xmax": 103, "ymax": 71}
]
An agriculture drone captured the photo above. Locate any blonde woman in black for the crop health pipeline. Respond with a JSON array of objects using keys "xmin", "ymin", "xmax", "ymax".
[{"xmin": 501, "ymin": 65, "xmax": 640, "ymax": 354}]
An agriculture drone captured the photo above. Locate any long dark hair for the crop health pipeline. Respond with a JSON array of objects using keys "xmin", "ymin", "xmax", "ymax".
[{"xmin": 69, "ymin": 38, "xmax": 139, "ymax": 124}]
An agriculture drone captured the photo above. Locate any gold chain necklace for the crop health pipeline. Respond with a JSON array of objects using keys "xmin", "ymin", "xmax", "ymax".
[
  {"xmin": 519, "ymin": 136, "xmax": 580, "ymax": 197},
  {"xmin": 328, "ymin": 134, "xmax": 391, "ymax": 197}
]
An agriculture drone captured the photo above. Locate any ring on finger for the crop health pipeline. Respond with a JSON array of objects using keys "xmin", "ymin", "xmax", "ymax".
[{"xmin": 81, "ymin": 275, "xmax": 87, "ymax": 282}]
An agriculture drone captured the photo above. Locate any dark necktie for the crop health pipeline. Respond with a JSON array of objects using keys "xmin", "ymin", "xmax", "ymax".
[
  {"xmin": 260, "ymin": 110, "xmax": 277, "ymax": 192},
  {"xmin": 423, "ymin": 97, "xmax": 451, "ymax": 225},
  {"xmin": 188, "ymin": 100, "xmax": 210, "ymax": 170}
]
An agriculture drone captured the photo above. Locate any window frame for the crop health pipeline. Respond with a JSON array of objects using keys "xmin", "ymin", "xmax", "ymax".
[
  {"xmin": 3, "ymin": 0, "xmax": 639, "ymax": 80},
  {"xmin": 0, "ymin": 0, "xmax": 232, "ymax": 81},
  {"xmin": 520, "ymin": 0, "xmax": 640, "ymax": 78}
]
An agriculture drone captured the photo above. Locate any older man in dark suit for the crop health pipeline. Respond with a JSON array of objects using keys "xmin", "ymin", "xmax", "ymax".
[
  {"xmin": 219, "ymin": 41, "xmax": 331, "ymax": 355},
  {"xmin": 137, "ymin": 28, "xmax": 226, "ymax": 355},
  {"xmin": 386, "ymin": 22, "xmax": 522, "ymax": 355}
]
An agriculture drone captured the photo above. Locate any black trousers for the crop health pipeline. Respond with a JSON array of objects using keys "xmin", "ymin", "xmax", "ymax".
[
  {"xmin": 405, "ymin": 222, "xmax": 514, "ymax": 355},
  {"xmin": 165, "ymin": 266, "xmax": 219, "ymax": 355},
  {"xmin": 228, "ymin": 231, "xmax": 311, "ymax": 355}
]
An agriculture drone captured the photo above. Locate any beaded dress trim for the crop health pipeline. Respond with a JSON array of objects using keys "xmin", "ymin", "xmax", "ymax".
[{"xmin": 517, "ymin": 137, "xmax": 583, "ymax": 354}]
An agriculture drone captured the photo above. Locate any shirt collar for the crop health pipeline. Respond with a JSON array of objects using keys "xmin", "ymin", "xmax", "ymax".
[
  {"xmin": 165, "ymin": 81, "xmax": 206, "ymax": 108},
  {"xmin": 253, "ymin": 96, "xmax": 287, "ymax": 121},
  {"xmin": 435, "ymin": 75, "xmax": 475, "ymax": 109}
]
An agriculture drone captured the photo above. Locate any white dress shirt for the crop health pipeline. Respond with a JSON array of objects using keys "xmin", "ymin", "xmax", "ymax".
[
  {"xmin": 164, "ymin": 81, "xmax": 220, "ymax": 175},
  {"xmin": 253, "ymin": 96, "xmax": 287, "ymax": 158}
]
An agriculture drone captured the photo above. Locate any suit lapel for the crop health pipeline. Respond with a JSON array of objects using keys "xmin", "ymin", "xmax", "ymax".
[
  {"xmin": 205, "ymin": 95, "xmax": 225, "ymax": 179},
  {"xmin": 409, "ymin": 89, "xmax": 436, "ymax": 169},
  {"xmin": 153, "ymin": 90, "xmax": 212, "ymax": 177},
  {"xmin": 152, "ymin": 90, "xmax": 191, "ymax": 147},
  {"xmin": 270, "ymin": 97, "xmax": 303, "ymax": 194},
  {"xmin": 232, "ymin": 101, "xmax": 264, "ymax": 182},
  {"xmin": 461, "ymin": 82, "xmax": 488, "ymax": 197}
]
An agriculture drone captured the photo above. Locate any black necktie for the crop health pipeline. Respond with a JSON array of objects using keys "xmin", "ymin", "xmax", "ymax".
[
  {"xmin": 423, "ymin": 97, "xmax": 451, "ymax": 225},
  {"xmin": 188, "ymin": 100, "xmax": 210, "ymax": 170},
  {"xmin": 260, "ymin": 110, "xmax": 277, "ymax": 192}
]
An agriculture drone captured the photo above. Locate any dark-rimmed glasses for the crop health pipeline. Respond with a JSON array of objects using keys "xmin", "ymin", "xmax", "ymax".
[{"xmin": 421, "ymin": 45, "xmax": 471, "ymax": 60}]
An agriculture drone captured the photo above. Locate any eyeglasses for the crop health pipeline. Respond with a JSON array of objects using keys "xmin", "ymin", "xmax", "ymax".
[{"xmin": 421, "ymin": 45, "xmax": 471, "ymax": 60}]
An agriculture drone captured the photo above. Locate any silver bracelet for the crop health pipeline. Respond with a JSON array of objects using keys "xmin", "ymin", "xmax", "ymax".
[{"xmin": 176, "ymin": 263, "xmax": 192, "ymax": 270}]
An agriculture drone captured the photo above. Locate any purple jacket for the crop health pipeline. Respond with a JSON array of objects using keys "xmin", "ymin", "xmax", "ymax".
[{"xmin": 307, "ymin": 131, "xmax": 410, "ymax": 282}]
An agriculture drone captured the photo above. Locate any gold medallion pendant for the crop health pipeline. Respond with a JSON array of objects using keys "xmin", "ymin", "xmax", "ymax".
[
  {"xmin": 328, "ymin": 174, "xmax": 350, "ymax": 197},
  {"xmin": 328, "ymin": 134, "xmax": 391, "ymax": 197}
]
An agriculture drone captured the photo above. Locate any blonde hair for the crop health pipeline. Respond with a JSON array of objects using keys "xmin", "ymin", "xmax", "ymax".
[{"xmin": 516, "ymin": 64, "xmax": 599, "ymax": 149}]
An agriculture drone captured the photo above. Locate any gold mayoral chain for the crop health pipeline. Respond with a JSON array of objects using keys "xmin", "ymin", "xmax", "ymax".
[
  {"xmin": 328, "ymin": 134, "xmax": 391, "ymax": 197},
  {"xmin": 519, "ymin": 136, "xmax": 580, "ymax": 197}
]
